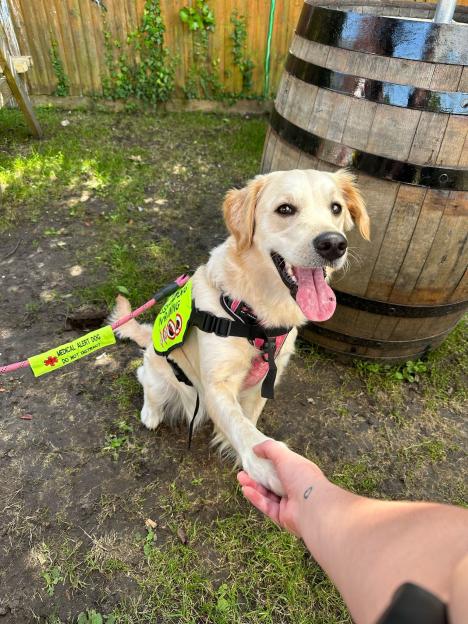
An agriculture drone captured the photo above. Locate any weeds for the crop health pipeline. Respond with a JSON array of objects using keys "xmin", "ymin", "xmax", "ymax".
[
  {"xmin": 142, "ymin": 527, "xmax": 157, "ymax": 558},
  {"xmin": 34, "ymin": 539, "xmax": 86, "ymax": 596},
  {"xmin": 102, "ymin": 420, "xmax": 134, "ymax": 460},
  {"xmin": 77, "ymin": 612, "xmax": 115, "ymax": 624},
  {"xmin": 103, "ymin": 0, "xmax": 174, "ymax": 103},
  {"xmin": 180, "ymin": 0, "xmax": 223, "ymax": 99},
  {"xmin": 50, "ymin": 41, "xmax": 70, "ymax": 97},
  {"xmin": 42, "ymin": 566, "xmax": 64, "ymax": 596},
  {"xmin": 356, "ymin": 359, "xmax": 428, "ymax": 384},
  {"xmin": 230, "ymin": 12, "xmax": 255, "ymax": 93},
  {"xmin": 179, "ymin": 0, "xmax": 215, "ymax": 32}
]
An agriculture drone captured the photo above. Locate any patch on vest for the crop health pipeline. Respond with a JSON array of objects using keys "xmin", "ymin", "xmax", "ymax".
[{"xmin": 153, "ymin": 279, "xmax": 192, "ymax": 355}]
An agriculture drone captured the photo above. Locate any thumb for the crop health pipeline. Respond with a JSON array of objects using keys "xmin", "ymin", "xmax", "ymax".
[{"xmin": 253, "ymin": 440, "xmax": 289, "ymax": 466}]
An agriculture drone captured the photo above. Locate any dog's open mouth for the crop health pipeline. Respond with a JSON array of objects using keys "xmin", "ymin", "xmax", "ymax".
[{"xmin": 271, "ymin": 252, "xmax": 336, "ymax": 322}]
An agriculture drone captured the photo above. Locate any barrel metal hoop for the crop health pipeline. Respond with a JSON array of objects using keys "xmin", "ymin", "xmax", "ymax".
[
  {"xmin": 297, "ymin": 4, "xmax": 467, "ymax": 65},
  {"xmin": 285, "ymin": 53, "xmax": 468, "ymax": 116},
  {"xmin": 334, "ymin": 289, "xmax": 468, "ymax": 317},
  {"xmin": 305, "ymin": 323, "xmax": 451, "ymax": 348},
  {"xmin": 269, "ymin": 109, "xmax": 468, "ymax": 190}
]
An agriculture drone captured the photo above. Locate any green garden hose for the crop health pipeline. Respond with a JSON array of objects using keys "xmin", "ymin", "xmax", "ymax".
[{"xmin": 264, "ymin": 0, "xmax": 276, "ymax": 98}]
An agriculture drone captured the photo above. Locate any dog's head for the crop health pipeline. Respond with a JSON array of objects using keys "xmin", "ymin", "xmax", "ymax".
[{"xmin": 223, "ymin": 168, "xmax": 369, "ymax": 322}]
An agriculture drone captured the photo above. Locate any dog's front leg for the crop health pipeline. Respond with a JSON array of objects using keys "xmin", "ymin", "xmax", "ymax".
[{"xmin": 204, "ymin": 381, "xmax": 285, "ymax": 496}]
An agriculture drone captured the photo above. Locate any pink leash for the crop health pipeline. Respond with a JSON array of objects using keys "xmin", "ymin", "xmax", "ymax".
[{"xmin": 0, "ymin": 274, "xmax": 190, "ymax": 376}]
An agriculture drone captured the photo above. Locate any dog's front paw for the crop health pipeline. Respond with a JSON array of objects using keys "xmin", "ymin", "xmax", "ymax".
[
  {"xmin": 140, "ymin": 403, "xmax": 162, "ymax": 431},
  {"xmin": 241, "ymin": 444, "xmax": 286, "ymax": 496}
]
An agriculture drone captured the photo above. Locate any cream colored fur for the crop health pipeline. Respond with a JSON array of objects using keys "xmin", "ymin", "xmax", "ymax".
[{"xmin": 112, "ymin": 169, "xmax": 368, "ymax": 495}]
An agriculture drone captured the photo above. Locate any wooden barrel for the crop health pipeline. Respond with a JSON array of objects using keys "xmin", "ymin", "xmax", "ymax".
[{"xmin": 262, "ymin": 0, "xmax": 468, "ymax": 362}]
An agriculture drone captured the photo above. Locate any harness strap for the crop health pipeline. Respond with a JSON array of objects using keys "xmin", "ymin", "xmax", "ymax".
[
  {"xmin": 188, "ymin": 393, "xmax": 200, "ymax": 450},
  {"xmin": 191, "ymin": 307, "xmax": 290, "ymax": 340},
  {"xmin": 167, "ymin": 357, "xmax": 193, "ymax": 386},
  {"xmin": 260, "ymin": 338, "xmax": 277, "ymax": 400},
  {"xmin": 191, "ymin": 305, "xmax": 291, "ymax": 399},
  {"xmin": 167, "ymin": 357, "xmax": 200, "ymax": 449}
]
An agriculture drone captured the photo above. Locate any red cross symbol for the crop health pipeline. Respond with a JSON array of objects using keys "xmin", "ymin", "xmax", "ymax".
[{"xmin": 44, "ymin": 356, "xmax": 59, "ymax": 367}]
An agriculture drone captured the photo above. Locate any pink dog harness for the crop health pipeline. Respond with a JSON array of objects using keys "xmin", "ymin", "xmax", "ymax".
[
  {"xmin": 163, "ymin": 293, "xmax": 292, "ymax": 401},
  {"xmin": 219, "ymin": 296, "xmax": 290, "ymax": 392}
]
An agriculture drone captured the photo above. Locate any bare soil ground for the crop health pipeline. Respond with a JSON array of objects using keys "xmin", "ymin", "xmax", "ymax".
[{"xmin": 0, "ymin": 109, "xmax": 466, "ymax": 623}]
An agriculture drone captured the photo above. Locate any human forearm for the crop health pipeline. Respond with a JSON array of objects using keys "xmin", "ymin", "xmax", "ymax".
[
  {"xmin": 298, "ymin": 485, "xmax": 468, "ymax": 624},
  {"xmin": 240, "ymin": 441, "xmax": 468, "ymax": 624}
]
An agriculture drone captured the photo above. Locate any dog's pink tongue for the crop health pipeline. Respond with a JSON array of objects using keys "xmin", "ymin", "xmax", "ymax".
[{"xmin": 293, "ymin": 267, "xmax": 336, "ymax": 321}]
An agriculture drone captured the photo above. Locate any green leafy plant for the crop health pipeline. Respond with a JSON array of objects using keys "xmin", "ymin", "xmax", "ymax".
[
  {"xmin": 103, "ymin": 420, "xmax": 134, "ymax": 460},
  {"xmin": 50, "ymin": 40, "xmax": 70, "ymax": 97},
  {"xmin": 102, "ymin": 31, "xmax": 133, "ymax": 100},
  {"xmin": 356, "ymin": 359, "xmax": 428, "ymax": 384},
  {"xmin": 103, "ymin": 0, "xmax": 174, "ymax": 103},
  {"xmin": 143, "ymin": 527, "xmax": 156, "ymax": 558},
  {"xmin": 230, "ymin": 12, "xmax": 254, "ymax": 93},
  {"xmin": 179, "ymin": 0, "xmax": 215, "ymax": 31},
  {"xmin": 392, "ymin": 359, "xmax": 427, "ymax": 383},
  {"xmin": 179, "ymin": 0, "xmax": 223, "ymax": 99},
  {"xmin": 42, "ymin": 565, "xmax": 63, "ymax": 596},
  {"xmin": 215, "ymin": 582, "xmax": 238, "ymax": 617},
  {"xmin": 77, "ymin": 611, "xmax": 115, "ymax": 624}
]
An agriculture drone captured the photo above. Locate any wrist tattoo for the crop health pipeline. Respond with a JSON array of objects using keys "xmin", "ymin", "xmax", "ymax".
[{"xmin": 303, "ymin": 486, "xmax": 313, "ymax": 499}]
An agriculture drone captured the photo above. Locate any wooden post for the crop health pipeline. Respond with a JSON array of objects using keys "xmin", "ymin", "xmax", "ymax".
[{"xmin": 0, "ymin": 36, "xmax": 42, "ymax": 138}]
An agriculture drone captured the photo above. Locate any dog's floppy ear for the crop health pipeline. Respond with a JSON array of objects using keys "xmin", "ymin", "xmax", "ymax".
[
  {"xmin": 334, "ymin": 169, "xmax": 370, "ymax": 241},
  {"xmin": 223, "ymin": 176, "xmax": 266, "ymax": 251}
]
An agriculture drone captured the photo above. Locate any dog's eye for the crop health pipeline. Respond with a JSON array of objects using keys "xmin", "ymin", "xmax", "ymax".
[
  {"xmin": 331, "ymin": 202, "xmax": 342, "ymax": 215},
  {"xmin": 276, "ymin": 204, "xmax": 296, "ymax": 216}
]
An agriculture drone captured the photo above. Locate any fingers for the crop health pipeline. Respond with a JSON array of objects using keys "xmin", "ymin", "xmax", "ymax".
[
  {"xmin": 237, "ymin": 471, "xmax": 281, "ymax": 503},
  {"xmin": 253, "ymin": 439, "xmax": 291, "ymax": 466},
  {"xmin": 241, "ymin": 485, "xmax": 281, "ymax": 526}
]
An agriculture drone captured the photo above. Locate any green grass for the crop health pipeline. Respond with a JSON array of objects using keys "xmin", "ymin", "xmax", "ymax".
[
  {"xmin": 346, "ymin": 318, "xmax": 467, "ymax": 413},
  {"xmin": 296, "ymin": 322, "xmax": 467, "ymax": 504},
  {"xmin": 0, "ymin": 107, "xmax": 266, "ymax": 312},
  {"xmin": 28, "ymin": 462, "xmax": 352, "ymax": 623},
  {"xmin": 331, "ymin": 457, "xmax": 383, "ymax": 496},
  {"xmin": 110, "ymin": 363, "xmax": 142, "ymax": 410},
  {"xmin": 32, "ymin": 538, "xmax": 86, "ymax": 596},
  {"xmin": 38, "ymin": 511, "xmax": 350, "ymax": 624},
  {"xmin": 81, "ymin": 236, "xmax": 185, "ymax": 308},
  {"xmin": 422, "ymin": 319, "xmax": 467, "ymax": 408},
  {"xmin": 0, "ymin": 108, "xmax": 265, "ymax": 232}
]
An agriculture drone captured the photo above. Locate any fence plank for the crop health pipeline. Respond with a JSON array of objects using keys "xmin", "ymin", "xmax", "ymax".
[
  {"xmin": 15, "ymin": 0, "xmax": 51, "ymax": 93},
  {"xmin": 51, "ymin": 0, "xmax": 80, "ymax": 95}
]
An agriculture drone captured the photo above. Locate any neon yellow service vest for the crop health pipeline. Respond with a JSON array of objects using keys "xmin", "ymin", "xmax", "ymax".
[{"xmin": 152, "ymin": 279, "xmax": 193, "ymax": 355}]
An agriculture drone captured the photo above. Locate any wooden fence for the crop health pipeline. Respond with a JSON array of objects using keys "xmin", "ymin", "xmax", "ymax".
[
  {"xmin": 7, "ymin": 0, "xmax": 304, "ymax": 98},
  {"xmin": 5, "ymin": 0, "xmax": 465, "ymax": 100}
]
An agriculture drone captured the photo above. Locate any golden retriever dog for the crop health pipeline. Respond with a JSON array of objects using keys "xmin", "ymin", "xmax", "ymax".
[{"xmin": 112, "ymin": 169, "xmax": 369, "ymax": 494}]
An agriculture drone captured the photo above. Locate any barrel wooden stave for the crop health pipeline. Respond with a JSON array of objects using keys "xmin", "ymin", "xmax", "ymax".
[
  {"xmin": 300, "ymin": 324, "xmax": 450, "ymax": 360},
  {"xmin": 276, "ymin": 62, "xmax": 467, "ymax": 167},
  {"xmin": 262, "ymin": 1, "xmax": 468, "ymax": 361}
]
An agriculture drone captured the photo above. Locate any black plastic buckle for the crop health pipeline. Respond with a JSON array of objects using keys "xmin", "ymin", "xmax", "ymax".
[
  {"xmin": 201, "ymin": 314, "xmax": 232, "ymax": 337},
  {"xmin": 261, "ymin": 338, "xmax": 275, "ymax": 361}
]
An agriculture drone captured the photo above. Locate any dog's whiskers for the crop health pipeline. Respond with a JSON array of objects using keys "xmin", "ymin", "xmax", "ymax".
[{"xmin": 346, "ymin": 247, "xmax": 363, "ymax": 267}]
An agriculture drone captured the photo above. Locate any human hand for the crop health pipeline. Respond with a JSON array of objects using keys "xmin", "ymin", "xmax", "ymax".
[{"xmin": 237, "ymin": 439, "xmax": 326, "ymax": 537}]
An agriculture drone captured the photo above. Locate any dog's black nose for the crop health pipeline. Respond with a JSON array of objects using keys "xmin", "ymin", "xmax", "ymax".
[{"xmin": 313, "ymin": 232, "xmax": 348, "ymax": 261}]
